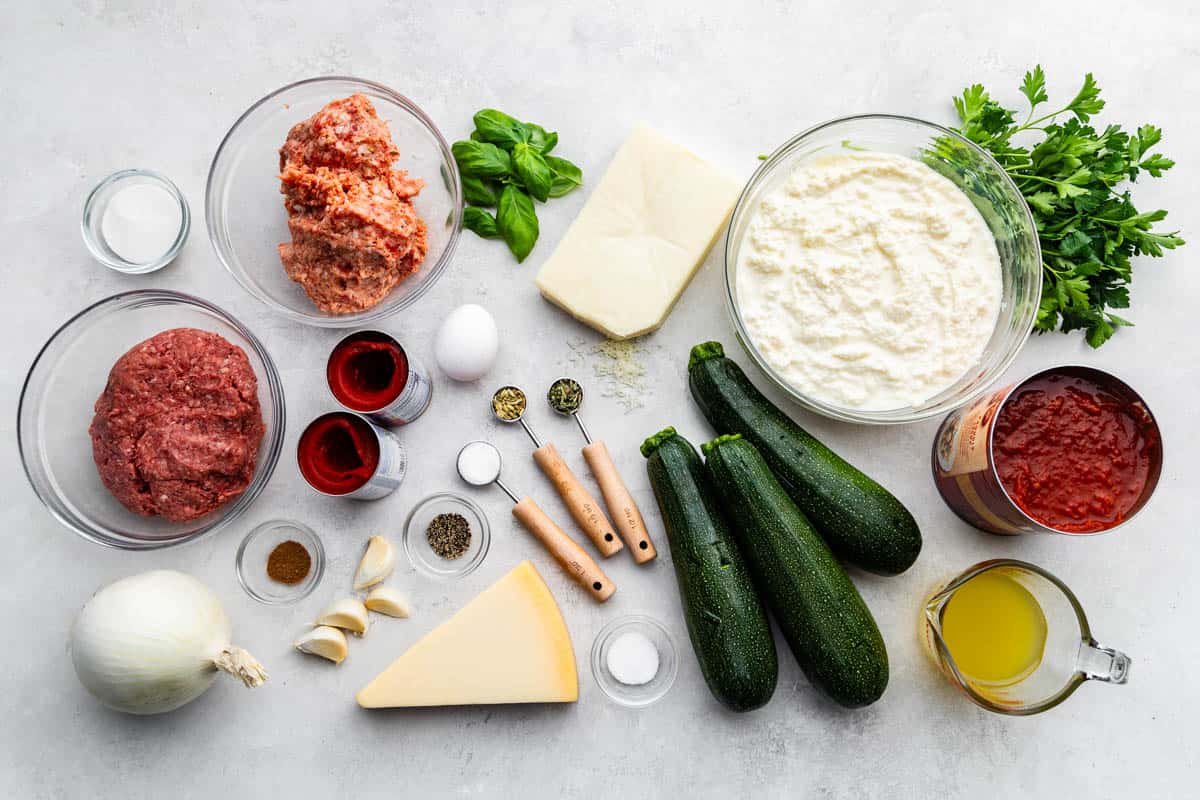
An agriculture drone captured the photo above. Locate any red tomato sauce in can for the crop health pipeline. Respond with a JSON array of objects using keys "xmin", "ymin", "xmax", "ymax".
[
  {"xmin": 297, "ymin": 412, "xmax": 380, "ymax": 495},
  {"xmin": 326, "ymin": 331, "xmax": 431, "ymax": 426},
  {"xmin": 991, "ymin": 371, "xmax": 1160, "ymax": 533}
]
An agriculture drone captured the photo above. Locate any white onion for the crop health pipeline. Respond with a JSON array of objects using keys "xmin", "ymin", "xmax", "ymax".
[{"xmin": 69, "ymin": 570, "xmax": 267, "ymax": 715}]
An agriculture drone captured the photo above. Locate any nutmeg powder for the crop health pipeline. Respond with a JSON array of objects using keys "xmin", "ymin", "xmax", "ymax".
[{"xmin": 266, "ymin": 539, "xmax": 312, "ymax": 584}]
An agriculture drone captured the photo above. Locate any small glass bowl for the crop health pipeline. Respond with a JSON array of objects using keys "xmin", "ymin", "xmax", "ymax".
[
  {"xmin": 82, "ymin": 169, "xmax": 190, "ymax": 274},
  {"xmin": 725, "ymin": 114, "xmax": 1042, "ymax": 424},
  {"xmin": 17, "ymin": 290, "xmax": 286, "ymax": 549},
  {"xmin": 206, "ymin": 76, "xmax": 463, "ymax": 327},
  {"xmin": 591, "ymin": 615, "xmax": 678, "ymax": 708},
  {"xmin": 235, "ymin": 519, "xmax": 325, "ymax": 604},
  {"xmin": 403, "ymin": 492, "xmax": 490, "ymax": 579}
]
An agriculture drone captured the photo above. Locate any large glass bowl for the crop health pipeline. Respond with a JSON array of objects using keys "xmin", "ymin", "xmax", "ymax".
[
  {"xmin": 206, "ymin": 76, "xmax": 462, "ymax": 327},
  {"xmin": 17, "ymin": 291, "xmax": 286, "ymax": 549},
  {"xmin": 725, "ymin": 114, "xmax": 1042, "ymax": 424}
]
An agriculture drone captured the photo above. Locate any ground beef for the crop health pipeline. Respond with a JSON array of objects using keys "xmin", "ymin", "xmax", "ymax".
[
  {"xmin": 89, "ymin": 328, "xmax": 266, "ymax": 522},
  {"xmin": 278, "ymin": 94, "xmax": 428, "ymax": 314}
]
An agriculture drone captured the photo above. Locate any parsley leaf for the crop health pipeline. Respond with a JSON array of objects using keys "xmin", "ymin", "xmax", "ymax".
[{"xmin": 949, "ymin": 66, "xmax": 1184, "ymax": 347}]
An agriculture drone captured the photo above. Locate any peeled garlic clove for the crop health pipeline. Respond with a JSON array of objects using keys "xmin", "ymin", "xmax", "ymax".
[
  {"xmin": 364, "ymin": 585, "xmax": 411, "ymax": 618},
  {"xmin": 315, "ymin": 598, "xmax": 369, "ymax": 635},
  {"xmin": 295, "ymin": 626, "xmax": 348, "ymax": 664},
  {"xmin": 353, "ymin": 536, "xmax": 396, "ymax": 590}
]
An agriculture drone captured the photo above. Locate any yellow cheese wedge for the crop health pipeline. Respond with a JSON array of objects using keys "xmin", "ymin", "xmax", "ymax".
[
  {"xmin": 356, "ymin": 561, "xmax": 578, "ymax": 707},
  {"xmin": 535, "ymin": 124, "xmax": 742, "ymax": 340}
]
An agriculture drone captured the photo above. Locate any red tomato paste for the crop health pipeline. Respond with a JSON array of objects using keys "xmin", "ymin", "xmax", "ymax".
[
  {"xmin": 992, "ymin": 370, "xmax": 1159, "ymax": 533},
  {"xmin": 297, "ymin": 412, "xmax": 380, "ymax": 495},
  {"xmin": 327, "ymin": 332, "xmax": 409, "ymax": 412}
]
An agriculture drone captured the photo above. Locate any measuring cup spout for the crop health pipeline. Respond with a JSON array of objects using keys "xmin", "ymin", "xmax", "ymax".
[{"xmin": 1076, "ymin": 640, "xmax": 1131, "ymax": 684}]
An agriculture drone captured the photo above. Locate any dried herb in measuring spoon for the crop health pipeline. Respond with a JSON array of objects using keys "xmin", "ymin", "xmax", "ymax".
[{"xmin": 426, "ymin": 513, "xmax": 472, "ymax": 560}]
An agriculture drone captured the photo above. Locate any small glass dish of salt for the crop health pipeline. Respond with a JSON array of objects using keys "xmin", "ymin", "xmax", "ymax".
[
  {"xmin": 591, "ymin": 615, "xmax": 678, "ymax": 707},
  {"xmin": 82, "ymin": 169, "xmax": 190, "ymax": 274}
]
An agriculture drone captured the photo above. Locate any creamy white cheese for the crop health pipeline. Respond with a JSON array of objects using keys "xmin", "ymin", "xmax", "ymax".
[{"xmin": 736, "ymin": 150, "xmax": 1002, "ymax": 411}]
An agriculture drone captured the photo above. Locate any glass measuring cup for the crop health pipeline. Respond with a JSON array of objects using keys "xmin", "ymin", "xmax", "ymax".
[{"xmin": 921, "ymin": 560, "xmax": 1130, "ymax": 715}]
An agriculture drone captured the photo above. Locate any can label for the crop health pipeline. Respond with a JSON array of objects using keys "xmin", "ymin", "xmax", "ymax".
[
  {"xmin": 344, "ymin": 419, "xmax": 407, "ymax": 500},
  {"xmin": 367, "ymin": 357, "xmax": 432, "ymax": 426}
]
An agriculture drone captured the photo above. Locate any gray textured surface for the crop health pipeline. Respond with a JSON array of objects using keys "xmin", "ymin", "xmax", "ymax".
[{"xmin": 3, "ymin": 2, "xmax": 1197, "ymax": 797}]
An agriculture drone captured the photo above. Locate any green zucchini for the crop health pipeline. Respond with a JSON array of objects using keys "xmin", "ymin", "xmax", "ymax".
[
  {"xmin": 703, "ymin": 434, "xmax": 888, "ymax": 708},
  {"xmin": 642, "ymin": 428, "xmax": 777, "ymax": 711},
  {"xmin": 689, "ymin": 341, "xmax": 921, "ymax": 576}
]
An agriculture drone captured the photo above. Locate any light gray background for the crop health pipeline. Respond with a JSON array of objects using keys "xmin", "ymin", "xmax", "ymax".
[{"xmin": 3, "ymin": 2, "xmax": 1197, "ymax": 797}]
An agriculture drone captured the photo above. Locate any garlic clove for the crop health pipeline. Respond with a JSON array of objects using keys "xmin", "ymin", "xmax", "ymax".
[
  {"xmin": 315, "ymin": 598, "xmax": 369, "ymax": 635},
  {"xmin": 295, "ymin": 626, "xmax": 348, "ymax": 664},
  {"xmin": 353, "ymin": 535, "xmax": 396, "ymax": 590},
  {"xmin": 364, "ymin": 585, "xmax": 411, "ymax": 618}
]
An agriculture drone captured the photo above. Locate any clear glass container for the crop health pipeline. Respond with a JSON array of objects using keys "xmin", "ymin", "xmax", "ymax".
[
  {"xmin": 81, "ymin": 169, "xmax": 190, "ymax": 274},
  {"xmin": 922, "ymin": 560, "xmax": 1130, "ymax": 715},
  {"xmin": 206, "ymin": 76, "xmax": 463, "ymax": 327},
  {"xmin": 236, "ymin": 519, "xmax": 325, "ymax": 604},
  {"xmin": 725, "ymin": 114, "xmax": 1042, "ymax": 424},
  {"xmin": 591, "ymin": 615, "xmax": 678, "ymax": 708},
  {"xmin": 403, "ymin": 492, "xmax": 491, "ymax": 579},
  {"xmin": 18, "ymin": 290, "xmax": 286, "ymax": 549}
]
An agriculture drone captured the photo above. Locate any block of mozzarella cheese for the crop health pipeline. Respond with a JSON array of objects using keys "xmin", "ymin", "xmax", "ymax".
[
  {"xmin": 534, "ymin": 124, "xmax": 742, "ymax": 340},
  {"xmin": 356, "ymin": 561, "xmax": 578, "ymax": 707}
]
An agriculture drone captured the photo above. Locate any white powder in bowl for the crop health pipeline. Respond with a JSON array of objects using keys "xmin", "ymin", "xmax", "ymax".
[{"xmin": 606, "ymin": 630, "xmax": 659, "ymax": 685}]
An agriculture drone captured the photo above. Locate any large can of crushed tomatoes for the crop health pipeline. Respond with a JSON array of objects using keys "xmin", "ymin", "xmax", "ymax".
[
  {"xmin": 932, "ymin": 365, "xmax": 1162, "ymax": 536},
  {"xmin": 327, "ymin": 330, "xmax": 432, "ymax": 427}
]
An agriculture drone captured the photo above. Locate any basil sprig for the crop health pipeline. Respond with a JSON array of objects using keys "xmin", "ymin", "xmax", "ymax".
[{"xmin": 452, "ymin": 109, "xmax": 583, "ymax": 262}]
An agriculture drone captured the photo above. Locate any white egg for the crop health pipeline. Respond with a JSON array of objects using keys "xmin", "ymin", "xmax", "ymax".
[{"xmin": 434, "ymin": 304, "xmax": 499, "ymax": 382}]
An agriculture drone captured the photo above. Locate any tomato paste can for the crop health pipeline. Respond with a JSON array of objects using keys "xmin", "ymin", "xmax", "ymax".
[
  {"xmin": 327, "ymin": 330, "xmax": 432, "ymax": 427},
  {"xmin": 297, "ymin": 411, "xmax": 407, "ymax": 500},
  {"xmin": 931, "ymin": 365, "xmax": 1162, "ymax": 536}
]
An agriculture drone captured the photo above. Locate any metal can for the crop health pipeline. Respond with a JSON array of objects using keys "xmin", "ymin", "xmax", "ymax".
[
  {"xmin": 327, "ymin": 330, "xmax": 432, "ymax": 427},
  {"xmin": 298, "ymin": 412, "xmax": 407, "ymax": 500},
  {"xmin": 931, "ymin": 365, "xmax": 1162, "ymax": 536}
]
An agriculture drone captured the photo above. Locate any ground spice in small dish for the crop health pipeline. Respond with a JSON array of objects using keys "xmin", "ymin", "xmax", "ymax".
[
  {"xmin": 426, "ymin": 513, "xmax": 472, "ymax": 560},
  {"xmin": 492, "ymin": 386, "xmax": 527, "ymax": 421},
  {"xmin": 266, "ymin": 540, "xmax": 312, "ymax": 584}
]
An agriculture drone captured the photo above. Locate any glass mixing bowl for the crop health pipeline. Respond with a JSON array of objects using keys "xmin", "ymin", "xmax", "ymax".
[
  {"xmin": 18, "ymin": 290, "xmax": 286, "ymax": 549},
  {"xmin": 206, "ymin": 76, "xmax": 462, "ymax": 327},
  {"xmin": 725, "ymin": 114, "xmax": 1042, "ymax": 424}
]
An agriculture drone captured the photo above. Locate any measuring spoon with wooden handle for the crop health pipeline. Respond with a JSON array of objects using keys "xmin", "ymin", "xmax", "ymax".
[
  {"xmin": 547, "ymin": 378, "xmax": 657, "ymax": 564},
  {"xmin": 491, "ymin": 386, "xmax": 623, "ymax": 558},
  {"xmin": 456, "ymin": 441, "xmax": 615, "ymax": 602}
]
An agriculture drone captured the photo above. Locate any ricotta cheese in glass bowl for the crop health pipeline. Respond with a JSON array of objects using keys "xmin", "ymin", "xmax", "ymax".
[{"xmin": 726, "ymin": 115, "xmax": 1042, "ymax": 424}]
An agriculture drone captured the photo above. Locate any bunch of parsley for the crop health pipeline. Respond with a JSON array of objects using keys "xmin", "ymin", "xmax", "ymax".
[
  {"xmin": 951, "ymin": 67, "xmax": 1183, "ymax": 346},
  {"xmin": 451, "ymin": 110, "xmax": 583, "ymax": 262}
]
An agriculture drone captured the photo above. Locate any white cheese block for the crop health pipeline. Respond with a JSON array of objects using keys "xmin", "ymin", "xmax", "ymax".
[
  {"xmin": 356, "ymin": 561, "xmax": 578, "ymax": 707},
  {"xmin": 535, "ymin": 124, "xmax": 742, "ymax": 340}
]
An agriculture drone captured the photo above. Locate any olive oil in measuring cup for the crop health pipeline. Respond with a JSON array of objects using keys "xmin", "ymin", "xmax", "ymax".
[
  {"xmin": 938, "ymin": 570, "xmax": 1047, "ymax": 686},
  {"xmin": 922, "ymin": 560, "xmax": 1130, "ymax": 715}
]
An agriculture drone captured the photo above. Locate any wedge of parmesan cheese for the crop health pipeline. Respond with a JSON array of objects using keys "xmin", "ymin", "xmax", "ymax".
[{"xmin": 535, "ymin": 125, "xmax": 742, "ymax": 340}]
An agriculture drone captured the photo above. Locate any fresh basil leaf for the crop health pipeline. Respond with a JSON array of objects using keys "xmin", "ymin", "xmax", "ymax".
[
  {"xmin": 544, "ymin": 155, "xmax": 583, "ymax": 198},
  {"xmin": 463, "ymin": 206, "xmax": 501, "ymax": 239},
  {"xmin": 512, "ymin": 143, "xmax": 553, "ymax": 202},
  {"xmin": 451, "ymin": 140, "xmax": 513, "ymax": 179},
  {"xmin": 497, "ymin": 184, "xmax": 538, "ymax": 262},
  {"xmin": 527, "ymin": 124, "xmax": 558, "ymax": 154},
  {"xmin": 472, "ymin": 109, "xmax": 529, "ymax": 150},
  {"xmin": 462, "ymin": 175, "xmax": 501, "ymax": 207}
]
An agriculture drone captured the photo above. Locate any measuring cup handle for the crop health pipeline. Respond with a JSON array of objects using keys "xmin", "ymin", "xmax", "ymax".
[
  {"xmin": 512, "ymin": 497, "xmax": 616, "ymax": 603},
  {"xmin": 582, "ymin": 440, "xmax": 657, "ymax": 564},
  {"xmin": 532, "ymin": 443, "xmax": 623, "ymax": 558},
  {"xmin": 1078, "ymin": 640, "xmax": 1131, "ymax": 684}
]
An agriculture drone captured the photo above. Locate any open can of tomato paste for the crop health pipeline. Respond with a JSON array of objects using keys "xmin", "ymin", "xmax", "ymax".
[
  {"xmin": 298, "ymin": 412, "xmax": 407, "ymax": 500},
  {"xmin": 932, "ymin": 365, "xmax": 1162, "ymax": 536},
  {"xmin": 327, "ymin": 330, "xmax": 432, "ymax": 427}
]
